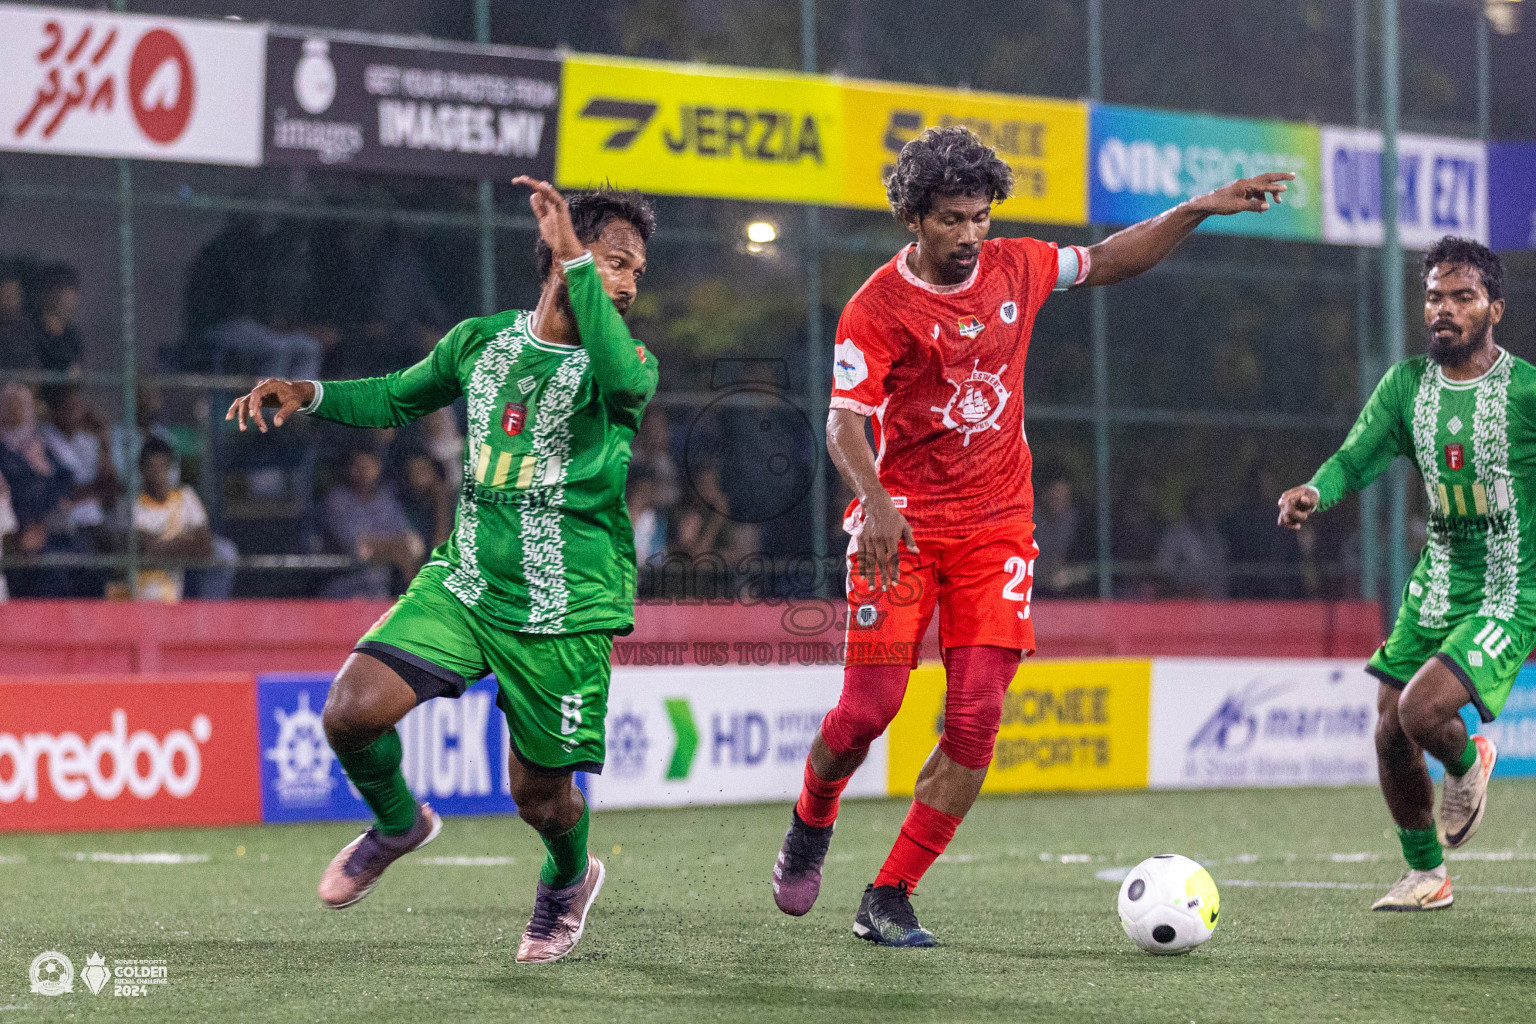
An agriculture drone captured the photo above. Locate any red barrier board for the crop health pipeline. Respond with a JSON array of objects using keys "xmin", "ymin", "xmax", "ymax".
[{"xmin": 0, "ymin": 675, "xmax": 261, "ymax": 833}]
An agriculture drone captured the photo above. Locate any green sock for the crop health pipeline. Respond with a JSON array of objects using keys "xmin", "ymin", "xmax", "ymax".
[
  {"xmin": 1397, "ymin": 825, "xmax": 1444, "ymax": 871},
  {"xmin": 1444, "ymin": 736, "xmax": 1479, "ymax": 777},
  {"xmin": 334, "ymin": 730, "xmax": 418, "ymax": 836},
  {"xmin": 539, "ymin": 799, "xmax": 591, "ymax": 889}
]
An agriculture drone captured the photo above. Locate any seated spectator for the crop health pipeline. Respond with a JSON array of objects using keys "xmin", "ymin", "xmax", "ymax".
[
  {"xmin": 627, "ymin": 468, "xmax": 664, "ymax": 564},
  {"xmin": 0, "ymin": 262, "xmax": 39, "ymax": 371},
  {"xmin": 133, "ymin": 438, "xmax": 227, "ymax": 602},
  {"xmin": 1034, "ymin": 476, "xmax": 1090, "ymax": 596},
  {"xmin": 321, "ymin": 449, "xmax": 423, "ymax": 599},
  {"xmin": 1112, "ymin": 480, "xmax": 1164, "ymax": 600},
  {"xmin": 1157, "ymin": 488, "xmax": 1231, "ymax": 600},
  {"xmin": 0, "ymin": 382, "xmax": 96, "ymax": 596},
  {"xmin": 0, "ymin": 470, "xmax": 16, "ymax": 600},
  {"xmin": 204, "ymin": 315, "xmax": 323, "ymax": 380},
  {"xmin": 109, "ymin": 383, "xmax": 181, "ymax": 481},
  {"xmin": 40, "ymin": 385, "xmax": 119, "ymax": 548},
  {"xmin": 32, "ymin": 264, "xmax": 84, "ymax": 376},
  {"xmin": 399, "ymin": 452, "xmax": 453, "ymax": 550}
]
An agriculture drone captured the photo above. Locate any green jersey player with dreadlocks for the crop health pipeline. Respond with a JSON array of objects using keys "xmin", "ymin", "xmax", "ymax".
[
  {"xmin": 227, "ymin": 177, "xmax": 657, "ymax": 963},
  {"xmin": 1279, "ymin": 236, "xmax": 1526, "ymax": 912}
]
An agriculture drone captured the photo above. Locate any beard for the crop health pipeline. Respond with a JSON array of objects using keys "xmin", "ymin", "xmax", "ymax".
[{"xmin": 1428, "ymin": 309, "xmax": 1493, "ymax": 368}]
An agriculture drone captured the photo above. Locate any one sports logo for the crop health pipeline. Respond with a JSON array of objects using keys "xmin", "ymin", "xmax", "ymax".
[{"xmin": 579, "ymin": 98, "xmax": 659, "ymax": 150}]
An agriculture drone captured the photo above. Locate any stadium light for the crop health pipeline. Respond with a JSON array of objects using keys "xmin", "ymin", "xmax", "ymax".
[{"xmin": 745, "ymin": 221, "xmax": 778, "ymax": 245}]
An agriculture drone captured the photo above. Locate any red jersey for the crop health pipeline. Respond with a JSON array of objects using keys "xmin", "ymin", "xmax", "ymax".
[{"xmin": 830, "ymin": 236, "xmax": 1088, "ymax": 535}]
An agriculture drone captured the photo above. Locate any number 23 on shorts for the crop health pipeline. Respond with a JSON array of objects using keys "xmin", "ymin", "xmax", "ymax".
[{"xmin": 1002, "ymin": 556, "xmax": 1034, "ymax": 619}]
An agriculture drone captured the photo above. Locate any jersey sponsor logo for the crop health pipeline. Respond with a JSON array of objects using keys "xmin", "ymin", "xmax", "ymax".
[
  {"xmin": 999, "ymin": 300, "xmax": 1018, "ymax": 324},
  {"xmin": 1445, "ymin": 443, "xmax": 1464, "ymax": 470},
  {"xmin": 502, "ymin": 401, "xmax": 527, "ymax": 437},
  {"xmin": 931, "ymin": 359, "xmax": 1011, "ymax": 447},
  {"xmin": 957, "ymin": 315, "xmax": 985, "ymax": 339},
  {"xmin": 832, "ymin": 338, "xmax": 868, "ymax": 390}
]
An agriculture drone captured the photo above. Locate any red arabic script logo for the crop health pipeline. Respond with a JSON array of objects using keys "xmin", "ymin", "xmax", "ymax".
[
  {"xmin": 128, "ymin": 29, "xmax": 193, "ymax": 144},
  {"xmin": 14, "ymin": 20, "xmax": 119, "ymax": 140},
  {"xmin": 13, "ymin": 20, "xmax": 195, "ymax": 146}
]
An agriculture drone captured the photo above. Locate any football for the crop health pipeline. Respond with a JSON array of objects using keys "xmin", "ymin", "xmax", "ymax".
[{"xmin": 1117, "ymin": 854, "xmax": 1221, "ymax": 955}]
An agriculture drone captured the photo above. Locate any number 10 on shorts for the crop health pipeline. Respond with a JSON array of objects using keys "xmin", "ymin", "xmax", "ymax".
[{"xmin": 1003, "ymin": 557, "xmax": 1034, "ymax": 619}]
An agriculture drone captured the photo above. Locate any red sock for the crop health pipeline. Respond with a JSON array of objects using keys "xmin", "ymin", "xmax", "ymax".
[
  {"xmin": 872, "ymin": 800, "xmax": 963, "ymax": 892},
  {"xmin": 795, "ymin": 758, "xmax": 850, "ymax": 828}
]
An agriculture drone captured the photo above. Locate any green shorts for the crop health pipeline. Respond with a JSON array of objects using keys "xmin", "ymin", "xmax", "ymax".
[
  {"xmin": 1367, "ymin": 611, "xmax": 1535, "ymax": 722},
  {"xmin": 357, "ymin": 572, "xmax": 613, "ymax": 773}
]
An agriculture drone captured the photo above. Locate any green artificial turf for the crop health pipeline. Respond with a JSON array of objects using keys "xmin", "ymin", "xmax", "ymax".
[{"xmin": 4, "ymin": 784, "xmax": 1536, "ymax": 1023}]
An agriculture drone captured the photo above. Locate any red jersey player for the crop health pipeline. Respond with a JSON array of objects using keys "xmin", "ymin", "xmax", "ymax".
[{"xmin": 772, "ymin": 126, "xmax": 1294, "ymax": 946}]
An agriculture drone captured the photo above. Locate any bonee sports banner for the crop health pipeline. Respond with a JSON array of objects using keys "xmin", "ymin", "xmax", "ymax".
[{"xmin": 0, "ymin": 2, "xmax": 265, "ymax": 166}]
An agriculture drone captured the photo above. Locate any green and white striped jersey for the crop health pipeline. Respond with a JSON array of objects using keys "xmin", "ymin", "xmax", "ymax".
[
  {"xmin": 307, "ymin": 253, "xmax": 658, "ymax": 634},
  {"xmin": 1309, "ymin": 348, "xmax": 1536, "ymax": 627}
]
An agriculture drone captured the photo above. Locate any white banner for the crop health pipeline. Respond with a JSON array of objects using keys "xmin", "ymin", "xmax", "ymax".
[
  {"xmin": 1149, "ymin": 658, "xmax": 1379, "ymax": 789},
  {"xmin": 1321, "ymin": 126, "xmax": 1488, "ymax": 247},
  {"xmin": 590, "ymin": 666, "xmax": 886, "ymax": 810},
  {"xmin": 0, "ymin": 3, "xmax": 264, "ymax": 165}
]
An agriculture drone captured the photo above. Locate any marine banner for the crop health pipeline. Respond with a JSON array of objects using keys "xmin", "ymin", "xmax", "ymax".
[
  {"xmin": 886, "ymin": 659, "xmax": 1151, "ymax": 795},
  {"xmin": 1090, "ymin": 104, "xmax": 1321, "ymax": 240},
  {"xmin": 0, "ymin": 2, "xmax": 265, "ymax": 166},
  {"xmin": 263, "ymin": 30, "xmax": 559, "ymax": 179},
  {"xmin": 841, "ymin": 82, "xmax": 1088, "ymax": 224},
  {"xmin": 556, "ymin": 54, "xmax": 843, "ymax": 203},
  {"xmin": 1320, "ymin": 126, "xmax": 1488, "ymax": 247}
]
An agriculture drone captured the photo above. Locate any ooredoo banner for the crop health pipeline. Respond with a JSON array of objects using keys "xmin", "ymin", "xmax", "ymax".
[
  {"xmin": 1321, "ymin": 126, "xmax": 1488, "ymax": 248},
  {"xmin": 264, "ymin": 30, "xmax": 559, "ymax": 179},
  {"xmin": 0, "ymin": 676, "xmax": 261, "ymax": 832},
  {"xmin": 1148, "ymin": 658, "xmax": 1378, "ymax": 788},
  {"xmin": 587, "ymin": 666, "xmax": 886, "ymax": 810},
  {"xmin": 0, "ymin": 3, "xmax": 264, "ymax": 166}
]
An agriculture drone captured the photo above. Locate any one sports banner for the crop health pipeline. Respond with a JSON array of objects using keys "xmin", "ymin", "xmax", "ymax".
[
  {"xmin": 0, "ymin": 675, "xmax": 262, "ymax": 833},
  {"xmin": 1489, "ymin": 141, "xmax": 1536, "ymax": 252},
  {"xmin": 1089, "ymin": 104, "xmax": 1321, "ymax": 240},
  {"xmin": 257, "ymin": 673, "xmax": 522, "ymax": 823},
  {"xmin": 1471, "ymin": 663, "xmax": 1536, "ymax": 779},
  {"xmin": 1320, "ymin": 126, "xmax": 1488, "ymax": 248},
  {"xmin": 1148, "ymin": 658, "xmax": 1378, "ymax": 788},
  {"xmin": 885, "ymin": 659, "xmax": 1152, "ymax": 795},
  {"xmin": 556, "ymin": 54, "xmax": 844, "ymax": 204},
  {"xmin": 841, "ymin": 81, "xmax": 1088, "ymax": 225},
  {"xmin": 264, "ymin": 30, "xmax": 560, "ymax": 179},
  {"xmin": 586, "ymin": 666, "xmax": 887, "ymax": 810},
  {"xmin": 0, "ymin": 2, "xmax": 264, "ymax": 166}
]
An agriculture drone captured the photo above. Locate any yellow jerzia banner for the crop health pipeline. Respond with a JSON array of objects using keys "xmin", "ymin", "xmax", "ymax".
[
  {"xmin": 887, "ymin": 659, "xmax": 1151, "ymax": 795},
  {"xmin": 841, "ymin": 81, "xmax": 1089, "ymax": 224},
  {"xmin": 557, "ymin": 55, "xmax": 845, "ymax": 204}
]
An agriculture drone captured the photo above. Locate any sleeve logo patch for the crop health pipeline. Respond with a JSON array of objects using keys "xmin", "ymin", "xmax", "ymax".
[
  {"xmin": 833, "ymin": 338, "xmax": 868, "ymax": 391},
  {"xmin": 999, "ymin": 300, "xmax": 1018, "ymax": 324},
  {"xmin": 502, "ymin": 402, "xmax": 528, "ymax": 437},
  {"xmin": 635, "ymin": 345, "xmax": 647, "ymax": 363}
]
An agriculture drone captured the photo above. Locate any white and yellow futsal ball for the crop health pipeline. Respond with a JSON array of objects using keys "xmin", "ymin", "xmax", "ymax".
[{"xmin": 1116, "ymin": 853, "xmax": 1220, "ymax": 955}]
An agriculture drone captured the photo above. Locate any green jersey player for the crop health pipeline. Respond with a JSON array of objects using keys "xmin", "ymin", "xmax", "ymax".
[
  {"xmin": 226, "ymin": 178, "xmax": 657, "ymax": 963},
  {"xmin": 1279, "ymin": 237, "xmax": 1522, "ymax": 912}
]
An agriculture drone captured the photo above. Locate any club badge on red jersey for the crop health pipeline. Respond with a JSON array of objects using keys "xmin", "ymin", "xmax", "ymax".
[
  {"xmin": 1445, "ymin": 443, "xmax": 1464, "ymax": 471},
  {"xmin": 931, "ymin": 360, "xmax": 1011, "ymax": 446},
  {"xmin": 957, "ymin": 315, "xmax": 985, "ymax": 339},
  {"xmin": 502, "ymin": 402, "xmax": 527, "ymax": 437},
  {"xmin": 999, "ymin": 300, "xmax": 1018, "ymax": 324}
]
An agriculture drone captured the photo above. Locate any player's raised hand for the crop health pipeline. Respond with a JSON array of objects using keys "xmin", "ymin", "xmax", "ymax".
[
  {"xmin": 225, "ymin": 378, "xmax": 314, "ymax": 434},
  {"xmin": 1194, "ymin": 172, "xmax": 1296, "ymax": 216},
  {"xmin": 857, "ymin": 495, "xmax": 918, "ymax": 591},
  {"xmin": 513, "ymin": 175, "xmax": 585, "ymax": 265},
  {"xmin": 1277, "ymin": 484, "xmax": 1320, "ymax": 530}
]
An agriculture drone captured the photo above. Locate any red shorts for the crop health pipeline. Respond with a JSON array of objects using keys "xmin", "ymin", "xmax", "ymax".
[{"xmin": 844, "ymin": 519, "xmax": 1037, "ymax": 667}]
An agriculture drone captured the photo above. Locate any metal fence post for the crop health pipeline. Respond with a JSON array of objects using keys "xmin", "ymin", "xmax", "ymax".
[
  {"xmin": 1088, "ymin": 0, "xmax": 1112, "ymax": 599},
  {"xmin": 475, "ymin": 0, "xmax": 496, "ymax": 315},
  {"xmin": 1354, "ymin": 0, "xmax": 1380, "ymax": 606},
  {"xmin": 1382, "ymin": 0, "xmax": 1410, "ymax": 616},
  {"xmin": 803, "ymin": 0, "xmax": 829, "ymax": 585}
]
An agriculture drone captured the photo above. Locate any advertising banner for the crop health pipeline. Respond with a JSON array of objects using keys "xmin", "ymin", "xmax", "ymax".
[
  {"xmin": 587, "ymin": 666, "xmax": 886, "ymax": 810},
  {"xmin": 0, "ymin": 3, "xmax": 264, "ymax": 166},
  {"xmin": 1089, "ymin": 104, "xmax": 1321, "ymax": 240},
  {"xmin": 1474, "ymin": 664, "xmax": 1536, "ymax": 778},
  {"xmin": 264, "ymin": 31, "xmax": 559, "ymax": 179},
  {"xmin": 1149, "ymin": 658, "xmax": 1377, "ymax": 788},
  {"xmin": 0, "ymin": 676, "xmax": 261, "ymax": 833},
  {"xmin": 1489, "ymin": 142, "xmax": 1536, "ymax": 252},
  {"xmin": 556, "ymin": 55, "xmax": 844, "ymax": 204},
  {"xmin": 257, "ymin": 673, "xmax": 519, "ymax": 823},
  {"xmin": 841, "ymin": 82, "xmax": 1087, "ymax": 225},
  {"xmin": 886, "ymin": 659, "xmax": 1151, "ymax": 795},
  {"xmin": 1321, "ymin": 126, "xmax": 1488, "ymax": 247}
]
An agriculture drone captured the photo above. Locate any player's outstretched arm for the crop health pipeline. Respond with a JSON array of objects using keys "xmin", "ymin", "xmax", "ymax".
[
  {"xmin": 1277, "ymin": 485, "xmax": 1320, "ymax": 530},
  {"xmin": 827, "ymin": 407, "xmax": 917, "ymax": 590},
  {"xmin": 1083, "ymin": 172, "xmax": 1295, "ymax": 287},
  {"xmin": 225, "ymin": 378, "xmax": 314, "ymax": 434}
]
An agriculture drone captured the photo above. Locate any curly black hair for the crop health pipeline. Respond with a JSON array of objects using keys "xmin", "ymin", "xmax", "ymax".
[
  {"xmin": 1423, "ymin": 236, "xmax": 1503, "ymax": 303},
  {"xmin": 884, "ymin": 126, "xmax": 1014, "ymax": 222},
  {"xmin": 534, "ymin": 187, "xmax": 657, "ymax": 280}
]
